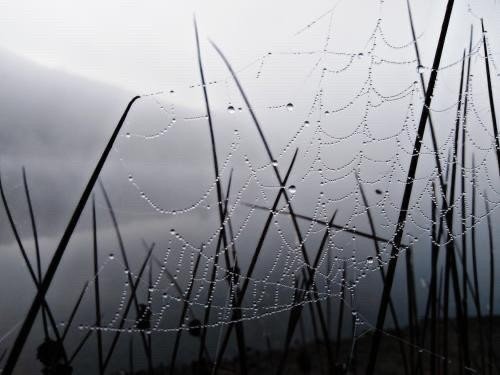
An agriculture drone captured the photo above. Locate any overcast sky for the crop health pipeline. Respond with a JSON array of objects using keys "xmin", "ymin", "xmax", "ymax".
[{"xmin": 0, "ymin": 0, "xmax": 497, "ymax": 93}]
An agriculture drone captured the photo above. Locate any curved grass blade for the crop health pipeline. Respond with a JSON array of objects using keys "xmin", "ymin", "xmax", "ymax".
[
  {"xmin": 193, "ymin": 17, "xmax": 230, "ymax": 272},
  {"xmin": 1, "ymin": 95, "xmax": 140, "ymax": 375},
  {"xmin": 0, "ymin": 171, "xmax": 66, "ymax": 360},
  {"xmin": 210, "ymin": 38, "xmax": 338, "ymax": 371}
]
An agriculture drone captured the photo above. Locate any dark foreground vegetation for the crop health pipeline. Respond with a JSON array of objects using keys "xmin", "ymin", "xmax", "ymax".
[{"xmin": 111, "ymin": 317, "xmax": 500, "ymax": 375}]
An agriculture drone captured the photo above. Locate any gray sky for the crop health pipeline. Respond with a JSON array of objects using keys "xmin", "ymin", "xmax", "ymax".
[{"xmin": 0, "ymin": 0, "xmax": 497, "ymax": 93}]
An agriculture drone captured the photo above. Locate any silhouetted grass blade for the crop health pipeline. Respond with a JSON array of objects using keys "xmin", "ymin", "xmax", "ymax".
[{"xmin": 1, "ymin": 95, "xmax": 140, "ymax": 375}]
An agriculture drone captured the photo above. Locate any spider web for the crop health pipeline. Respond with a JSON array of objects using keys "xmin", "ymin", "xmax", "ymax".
[{"xmin": 70, "ymin": 0, "xmax": 499, "ymax": 372}]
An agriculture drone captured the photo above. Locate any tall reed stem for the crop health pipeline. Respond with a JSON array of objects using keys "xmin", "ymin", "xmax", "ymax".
[
  {"xmin": 365, "ymin": 2, "xmax": 456, "ymax": 372},
  {"xmin": 2, "ymin": 95, "xmax": 140, "ymax": 374}
]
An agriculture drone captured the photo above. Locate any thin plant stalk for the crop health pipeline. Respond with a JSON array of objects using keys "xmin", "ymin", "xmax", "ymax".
[
  {"xmin": 327, "ymin": 247, "xmax": 332, "ymax": 342},
  {"xmin": 459, "ymin": 28, "xmax": 474, "ymax": 370},
  {"xmin": 407, "ymin": 13, "xmax": 463, "ymax": 365},
  {"xmin": 142, "ymin": 242, "xmax": 212, "ymax": 365},
  {"xmin": 2, "ymin": 95, "xmax": 141, "ymax": 375},
  {"xmin": 405, "ymin": 248, "xmax": 419, "ymax": 375},
  {"xmin": 68, "ymin": 330, "xmax": 93, "ymax": 364},
  {"xmin": 210, "ymin": 38, "xmax": 318, "ymax": 287},
  {"xmin": 99, "ymin": 181, "xmax": 153, "ymax": 372},
  {"xmin": 147, "ymin": 257, "xmax": 153, "ymax": 372},
  {"xmin": 480, "ymin": 19, "xmax": 500, "ymax": 173},
  {"xmin": 22, "ymin": 167, "xmax": 49, "ymax": 339},
  {"xmin": 306, "ymin": 293, "xmax": 321, "ymax": 349},
  {"xmin": 197, "ymin": 188, "xmax": 247, "ymax": 371},
  {"xmin": 193, "ymin": 19, "xmax": 240, "ymax": 370},
  {"xmin": 224, "ymin": 169, "xmax": 240, "ymax": 280},
  {"xmin": 92, "ymin": 195, "xmax": 104, "ymax": 375},
  {"xmin": 245, "ymin": 203, "xmax": 402, "ymax": 245},
  {"xmin": 211, "ymin": 39, "xmax": 333, "ymax": 371},
  {"xmin": 276, "ymin": 211, "xmax": 337, "ymax": 375},
  {"xmin": 442, "ymin": 49, "xmax": 467, "ymax": 375},
  {"xmin": 278, "ymin": 276, "xmax": 305, "ymax": 375},
  {"xmin": 335, "ymin": 260, "xmax": 347, "ymax": 361},
  {"xmin": 145, "ymin": 247, "xmax": 204, "ymax": 328},
  {"xmin": 101, "ymin": 244, "xmax": 155, "ymax": 372},
  {"xmin": 484, "ymin": 193, "xmax": 495, "ymax": 375},
  {"xmin": 470, "ymin": 155, "xmax": 486, "ymax": 373},
  {"xmin": 430, "ymin": 181, "xmax": 439, "ymax": 374},
  {"xmin": 365, "ymin": 1, "xmax": 457, "ymax": 371},
  {"xmin": 302, "ymin": 272, "xmax": 322, "ymax": 372},
  {"xmin": 356, "ymin": 174, "xmax": 409, "ymax": 375},
  {"xmin": 62, "ymin": 282, "xmax": 89, "ymax": 341},
  {"xmin": 211, "ymin": 43, "xmax": 374, "ymax": 365},
  {"xmin": 192, "ymin": 16, "xmax": 230, "ymax": 273},
  {"xmin": 223, "ymin": 171, "xmax": 248, "ymax": 374},
  {"xmin": 299, "ymin": 300, "xmax": 307, "ymax": 348},
  {"xmin": 169, "ymin": 245, "xmax": 204, "ymax": 375},
  {"xmin": 406, "ymin": 0, "xmax": 446, "ymax": 193},
  {"xmin": 0, "ymin": 171, "xmax": 66, "ymax": 360},
  {"xmin": 347, "ymin": 280, "xmax": 357, "ymax": 373},
  {"xmin": 129, "ymin": 336, "xmax": 134, "ymax": 375},
  {"xmin": 219, "ymin": 170, "xmax": 248, "ymax": 370},
  {"xmin": 213, "ymin": 149, "xmax": 299, "ymax": 370},
  {"xmin": 99, "ymin": 181, "xmax": 142, "ymax": 313},
  {"xmin": 210, "ymin": 46, "xmax": 343, "ymax": 370}
]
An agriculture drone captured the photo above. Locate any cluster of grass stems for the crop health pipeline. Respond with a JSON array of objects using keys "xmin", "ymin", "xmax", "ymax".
[{"xmin": 0, "ymin": 3, "xmax": 499, "ymax": 375}]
